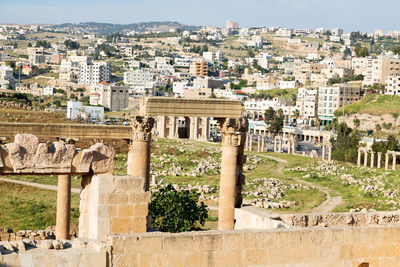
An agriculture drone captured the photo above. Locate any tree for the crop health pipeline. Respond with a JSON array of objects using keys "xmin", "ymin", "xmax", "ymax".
[
  {"xmin": 354, "ymin": 46, "xmax": 369, "ymax": 57},
  {"xmin": 264, "ymin": 107, "xmax": 283, "ymax": 136},
  {"xmin": 375, "ymin": 124, "xmax": 382, "ymax": 138},
  {"xmin": 353, "ymin": 118, "xmax": 360, "ymax": 129},
  {"xmin": 330, "ymin": 122, "xmax": 360, "ymax": 163},
  {"xmin": 35, "ymin": 40, "xmax": 51, "ymax": 48},
  {"xmin": 393, "ymin": 46, "xmax": 400, "ymax": 55},
  {"xmin": 149, "ymin": 184, "xmax": 208, "ymax": 233},
  {"xmin": 64, "ymin": 40, "xmax": 80, "ymax": 50}
]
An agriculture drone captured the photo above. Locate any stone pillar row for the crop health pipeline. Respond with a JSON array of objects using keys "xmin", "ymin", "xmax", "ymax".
[
  {"xmin": 157, "ymin": 116, "xmax": 209, "ymax": 140},
  {"xmin": 357, "ymin": 149, "xmax": 397, "ymax": 171}
]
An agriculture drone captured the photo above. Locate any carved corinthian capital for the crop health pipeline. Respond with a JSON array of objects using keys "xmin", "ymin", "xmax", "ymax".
[
  {"xmin": 131, "ymin": 116, "xmax": 155, "ymax": 141},
  {"xmin": 221, "ymin": 117, "xmax": 249, "ymax": 146}
]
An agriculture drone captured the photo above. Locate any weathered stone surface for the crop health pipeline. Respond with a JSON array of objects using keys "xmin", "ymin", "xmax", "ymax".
[
  {"xmin": 39, "ymin": 240, "xmax": 53, "ymax": 250},
  {"xmin": 52, "ymin": 240, "xmax": 64, "ymax": 250},
  {"xmin": 90, "ymin": 143, "xmax": 115, "ymax": 174}
]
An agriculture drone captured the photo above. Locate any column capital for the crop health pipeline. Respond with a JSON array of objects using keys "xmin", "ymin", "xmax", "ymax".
[
  {"xmin": 220, "ymin": 117, "xmax": 248, "ymax": 146},
  {"xmin": 131, "ymin": 116, "xmax": 155, "ymax": 141}
]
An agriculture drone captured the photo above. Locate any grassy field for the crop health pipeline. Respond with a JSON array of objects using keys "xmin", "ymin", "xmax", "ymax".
[
  {"xmin": 0, "ymin": 181, "xmax": 80, "ymax": 231},
  {"xmin": 337, "ymin": 94, "xmax": 400, "ymax": 116},
  {"xmin": 0, "ymin": 109, "xmax": 70, "ymax": 123}
]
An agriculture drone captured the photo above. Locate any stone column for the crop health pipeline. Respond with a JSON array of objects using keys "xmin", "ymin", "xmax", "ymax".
[
  {"xmin": 357, "ymin": 149, "xmax": 361, "ymax": 166},
  {"xmin": 261, "ymin": 136, "xmax": 265, "ymax": 152},
  {"xmin": 257, "ymin": 137, "xmax": 261, "ymax": 152},
  {"xmin": 385, "ymin": 153, "xmax": 390, "ymax": 170},
  {"xmin": 393, "ymin": 152, "xmax": 396, "ymax": 171},
  {"xmin": 245, "ymin": 135, "xmax": 249, "ymax": 151},
  {"xmin": 249, "ymin": 135, "xmax": 253, "ymax": 152},
  {"xmin": 322, "ymin": 145, "xmax": 326, "ymax": 160},
  {"xmin": 287, "ymin": 140, "xmax": 291, "ymax": 154},
  {"xmin": 56, "ymin": 174, "xmax": 71, "ymax": 240},
  {"xmin": 377, "ymin": 152, "xmax": 382, "ymax": 169},
  {"xmin": 328, "ymin": 146, "xmax": 332, "ymax": 161},
  {"xmin": 218, "ymin": 117, "xmax": 248, "ymax": 231},
  {"xmin": 189, "ymin": 117, "xmax": 199, "ymax": 140},
  {"xmin": 370, "ymin": 151, "xmax": 375, "ymax": 168},
  {"xmin": 203, "ymin": 117, "xmax": 210, "ymax": 140},
  {"xmin": 291, "ymin": 139, "xmax": 296, "ymax": 154},
  {"xmin": 157, "ymin": 116, "xmax": 166, "ymax": 138},
  {"xmin": 364, "ymin": 151, "xmax": 368, "ymax": 167},
  {"xmin": 278, "ymin": 136, "xmax": 282, "ymax": 153},
  {"xmin": 127, "ymin": 116, "xmax": 155, "ymax": 191},
  {"xmin": 170, "ymin": 116, "xmax": 177, "ymax": 138},
  {"xmin": 274, "ymin": 137, "xmax": 277, "ymax": 152}
]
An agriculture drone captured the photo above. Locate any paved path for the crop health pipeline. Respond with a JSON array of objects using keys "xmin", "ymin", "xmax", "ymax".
[
  {"xmin": 0, "ymin": 177, "xmax": 81, "ymax": 194},
  {"xmin": 261, "ymin": 154, "xmax": 343, "ymax": 213}
]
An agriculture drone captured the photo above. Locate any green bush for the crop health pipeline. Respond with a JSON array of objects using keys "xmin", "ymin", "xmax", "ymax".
[{"xmin": 149, "ymin": 184, "xmax": 208, "ymax": 233}]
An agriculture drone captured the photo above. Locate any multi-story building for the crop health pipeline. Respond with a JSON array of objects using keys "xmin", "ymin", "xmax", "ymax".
[
  {"xmin": 226, "ymin": 21, "xmax": 239, "ymax": 30},
  {"xmin": 89, "ymin": 82, "xmax": 129, "ymax": 111},
  {"xmin": 318, "ymin": 85, "xmax": 361, "ymax": 123},
  {"xmin": 78, "ymin": 61, "xmax": 110, "ymax": 85},
  {"xmin": 0, "ymin": 65, "xmax": 14, "ymax": 87},
  {"xmin": 352, "ymin": 56, "xmax": 400, "ymax": 86},
  {"xmin": 244, "ymin": 98, "xmax": 295, "ymax": 120},
  {"xmin": 189, "ymin": 61, "xmax": 208, "ymax": 77},
  {"xmin": 296, "ymin": 88, "xmax": 318, "ymax": 119},
  {"xmin": 27, "ymin": 47, "xmax": 45, "ymax": 65},
  {"xmin": 386, "ymin": 74, "xmax": 400, "ymax": 95},
  {"xmin": 123, "ymin": 70, "xmax": 155, "ymax": 86}
]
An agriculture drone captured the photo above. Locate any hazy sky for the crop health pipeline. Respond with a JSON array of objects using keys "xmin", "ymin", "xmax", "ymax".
[{"xmin": 0, "ymin": 0, "xmax": 398, "ymax": 33}]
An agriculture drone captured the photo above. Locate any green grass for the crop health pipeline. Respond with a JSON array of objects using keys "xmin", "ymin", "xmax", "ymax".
[
  {"xmin": 0, "ymin": 181, "xmax": 80, "ymax": 231},
  {"xmin": 336, "ymin": 94, "xmax": 400, "ymax": 116}
]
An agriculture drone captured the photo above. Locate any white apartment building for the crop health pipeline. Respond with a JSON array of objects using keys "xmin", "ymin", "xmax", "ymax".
[
  {"xmin": 353, "ymin": 56, "xmax": 400, "ymax": 86},
  {"xmin": 386, "ymin": 75, "xmax": 400, "ymax": 95},
  {"xmin": 318, "ymin": 85, "xmax": 361, "ymax": 122},
  {"xmin": 90, "ymin": 83, "xmax": 129, "ymax": 111},
  {"xmin": 42, "ymin": 86, "xmax": 54, "ymax": 96},
  {"xmin": 296, "ymin": 88, "xmax": 318, "ymax": 119},
  {"xmin": 173, "ymin": 80, "xmax": 194, "ymax": 97},
  {"xmin": 67, "ymin": 101, "xmax": 82, "ymax": 120},
  {"xmin": 244, "ymin": 98, "xmax": 295, "ymax": 120},
  {"xmin": 0, "ymin": 65, "xmax": 14, "ymax": 84},
  {"xmin": 123, "ymin": 70, "xmax": 155, "ymax": 86},
  {"xmin": 279, "ymin": 80, "xmax": 297, "ymax": 89},
  {"xmin": 78, "ymin": 61, "xmax": 110, "ymax": 85},
  {"xmin": 174, "ymin": 57, "xmax": 193, "ymax": 68},
  {"xmin": 275, "ymin": 28, "xmax": 293, "ymax": 38}
]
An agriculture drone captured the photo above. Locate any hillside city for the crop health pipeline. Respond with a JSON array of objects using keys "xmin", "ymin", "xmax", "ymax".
[{"xmin": 2, "ymin": 19, "xmax": 400, "ymax": 266}]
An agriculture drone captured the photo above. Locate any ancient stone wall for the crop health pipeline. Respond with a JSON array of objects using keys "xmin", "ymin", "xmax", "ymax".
[
  {"xmin": 109, "ymin": 226, "xmax": 400, "ymax": 267},
  {"xmin": 79, "ymin": 175, "xmax": 150, "ymax": 241}
]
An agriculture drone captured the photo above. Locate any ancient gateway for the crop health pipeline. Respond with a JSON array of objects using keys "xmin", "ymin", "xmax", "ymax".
[{"xmin": 1, "ymin": 98, "xmax": 400, "ymax": 266}]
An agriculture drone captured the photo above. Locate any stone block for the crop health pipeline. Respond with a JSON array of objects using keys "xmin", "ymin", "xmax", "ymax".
[
  {"xmin": 222, "ymin": 232, "xmax": 244, "ymax": 251},
  {"xmin": 106, "ymin": 193, "xmax": 128, "ymax": 205},
  {"xmin": 191, "ymin": 232, "xmax": 222, "ymax": 251},
  {"xmin": 164, "ymin": 234, "xmax": 194, "ymax": 251},
  {"xmin": 242, "ymin": 248, "xmax": 268, "ymax": 266},
  {"xmin": 131, "ymin": 217, "xmax": 147, "ymax": 233},
  {"xmin": 214, "ymin": 249, "xmax": 243, "ymax": 267},
  {"xmin": 185, "ymin": 251, "xmax": 210, "ymax": 267},
  {"xmin": 133, "ymin": 204, "xmax": 148, "ymax": 217},
  {"xmin": 118, "ymin": 205, "xmax": 134, "ymax": 217},
  {"xmin": 111, "ymin": 218, "xmax": 131, "ymax": 234}
]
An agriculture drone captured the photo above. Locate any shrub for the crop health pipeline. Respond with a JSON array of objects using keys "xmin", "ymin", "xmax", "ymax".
[{"xmin": 149, "ymin": 184, "xmax": 208, "ymax": 233}]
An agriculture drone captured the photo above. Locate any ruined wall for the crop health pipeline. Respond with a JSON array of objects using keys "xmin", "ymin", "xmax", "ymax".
[
  {"xmin": 79, "ymin": 175, "xmax": 150, "ymax": 241},
  {"xmin": 109, "ymin": 226, "xmax": 400, "ymax": 267}
]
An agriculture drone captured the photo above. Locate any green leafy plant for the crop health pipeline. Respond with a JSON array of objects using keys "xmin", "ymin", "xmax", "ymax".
[{"xmin": 149, "ymin": 184, "xmax": 208, "ymax": 233}]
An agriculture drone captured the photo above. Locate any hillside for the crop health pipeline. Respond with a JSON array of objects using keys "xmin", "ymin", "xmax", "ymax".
[
  {"xmin": 335, "ymin": 94, "xmax": 400, "ymax": 117},
  {"xmin": 52, "ymin": 21, "xmax": 200, "ymax": 35}
]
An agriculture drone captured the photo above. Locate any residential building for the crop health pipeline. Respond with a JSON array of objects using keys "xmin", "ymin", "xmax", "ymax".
[
  {"xmin": 386, "ymin": 74, "xmax": 400, "ymax": 95},
  {"xmin": 318, "ymin": 85, "xmax": 361, "ymax": 123},
  {"xmin": 89, "ymin": 82, "xmax": 129, "ymax": 111},
  {"xmin": 123, "ymin": 70, "xmax": 155, "ymax": 86},
  {"xmin": 296, "ymin": 88, "xmax": 318, "ymax": 119},
  {"xmin": 0, "ymin": 65, "xmax": 14, "ymax": 87},
  {"xmin": 189, "ymin": 61, "xmax": 208, "ymax": 77},
  {"xmin": 67, "ymin": 101, "xmax": 82, "ymax": 120},
  {"xmin": 78, "ymin": 61, "xmax": 110, "ymax": 85}
]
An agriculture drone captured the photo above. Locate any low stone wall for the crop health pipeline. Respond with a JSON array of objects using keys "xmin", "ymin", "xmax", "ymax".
[
  {"xmin": 280, "ymin": 211, "xmax": 400, "ymax": 228},
  {"xmin": 109, "ymin": 226, "xmax": 400, "ymax": 267},
  {"xmin": 0, "ymin": 239, "xmax": 109, "ymax": 267}
]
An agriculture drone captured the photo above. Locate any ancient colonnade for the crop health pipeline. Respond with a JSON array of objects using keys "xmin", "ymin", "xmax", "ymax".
[
  {"xmin": 357, "ymin": 148, "xmax": 400, "ymax": 170},
  {"xmin": 156, "ymin": 116, "xmax": 210, "ymax": 140}
]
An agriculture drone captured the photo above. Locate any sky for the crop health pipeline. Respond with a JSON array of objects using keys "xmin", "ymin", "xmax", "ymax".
[{"xmin": 0, "ymin": 0, "xmax": 398, "ymax": 33}]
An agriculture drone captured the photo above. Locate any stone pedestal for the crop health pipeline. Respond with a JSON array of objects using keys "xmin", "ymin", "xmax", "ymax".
[
  {"xmin": 56, "ymin": 174, "xmax": 71, "ymax": 240},
  {"xmin": 127, "ymin": 116, "xmax": 155, "ymax": 191},
  {"xmin": 218, "ymin": 117, "xmax": 248, "ymax": 231},
  {"xmin": 79, "ymin": 175, "xmax": 150, "ymax": 241}
]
